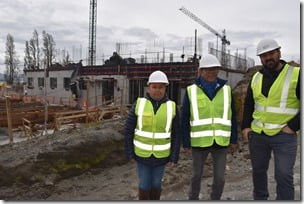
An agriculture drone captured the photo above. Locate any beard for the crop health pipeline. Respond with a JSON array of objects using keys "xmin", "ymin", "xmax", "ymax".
[{"xmin": 262, "ymin": 59, "xmax": 280, "ymax": 70}]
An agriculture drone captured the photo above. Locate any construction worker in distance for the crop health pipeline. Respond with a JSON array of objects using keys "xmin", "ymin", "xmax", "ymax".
[
  {"xmin": 181, "ymin": 54, "xmax": 238, "ymax": 200},
  {"xmin": 124, "ymin": 70, "xmax": 180, "ymax": 200},
  {"xmin": 242, "ymin": 39, "xmax": 300, "ymax": 200}
]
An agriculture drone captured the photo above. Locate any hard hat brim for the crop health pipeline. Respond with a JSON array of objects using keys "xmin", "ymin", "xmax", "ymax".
[
  {"xmin": 147, "ymin": 81, "xmax": 169, "ymax": 85},
  {"xmin": 199, "ymin": 65, "xmax": 221, "ymax": 69},
  {"xmin": 257, "ymin": 47, "xmax": 281, "ymax": 56}
]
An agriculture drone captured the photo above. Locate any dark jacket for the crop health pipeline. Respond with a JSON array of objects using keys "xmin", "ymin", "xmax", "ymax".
[
  {"xmin": 242, "ymin": 60, "xmax": 300, "ymax": 132},
  {"xmin": 124, "ymin": 93, "xmax": 180, "ymax": 167},
  {"xmin": 181, "ymin": 76, "xmax": 238, "ymax": 148}
]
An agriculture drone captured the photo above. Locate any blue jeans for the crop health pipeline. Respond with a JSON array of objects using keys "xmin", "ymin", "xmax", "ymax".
[
  {"xmin": 249, "ymin": 131, "xmax": 297, "ymax": 200},
  {"xmin": 189, "ymin": 147, "xmax": 228, "ymax": 200},
  {"xmin": 137, "ymin": 162, "xmax": 166, "ymax": 190}
]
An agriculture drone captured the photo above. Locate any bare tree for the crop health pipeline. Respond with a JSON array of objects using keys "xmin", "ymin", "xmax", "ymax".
[
  {"xmin": 29, "ymin": 29, "xmax": 40, "ymax": 69},
  {"xmin": 42, "ymin": 30, "xmax": 56, "ymax": 69},
  {"xmin": 4, "ymin": 33, "xmax": 19, "ymax": 85},
  {"xmin": 24, "ymin": 40, "xmax": 33, "ymax": 70},
  {"xmin": 61, "ymin": 49, "xmax": 71, "ymax": 66},
  {"xmin": 24, "ymin": 30, "xmax": 41, "ymax": 70},
  {"xmin": 34, "ymin": 29, "xmax": 40, "ymax": 68},
  {"xmin": 29, "ymin": 39, "xmax": 37, "ymax": 68}
]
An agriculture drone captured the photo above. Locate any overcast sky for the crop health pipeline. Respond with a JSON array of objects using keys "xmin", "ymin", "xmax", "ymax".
[{"xmin": 0, "ymin": 0, "xmax": 301, "ymax": 73}]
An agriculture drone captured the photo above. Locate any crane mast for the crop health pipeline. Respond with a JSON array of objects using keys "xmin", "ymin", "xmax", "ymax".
[
  {"xmin": 88, "ymin": 0, "xmax": 97, "ymax": 66},
  {"xmin": 179, "ymin": 6, "xmax": 230, "ymax": 68}
]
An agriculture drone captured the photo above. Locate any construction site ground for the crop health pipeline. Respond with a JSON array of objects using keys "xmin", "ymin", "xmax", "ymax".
[{"xmin": 0, "ymin": 117, "xmax": 301, "ymax": 201}]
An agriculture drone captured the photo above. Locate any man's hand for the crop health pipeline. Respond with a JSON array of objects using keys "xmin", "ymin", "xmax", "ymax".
[
  {"xmin": 230, "ymin": 143, "xmax": 238, "ymax": 153},
  {"xmin": 282, "ymin": 125, "xmax": 295, "ymax": 134},
  {"xmin": 242, "ymin": 128, "xmax": 252, "ymax": 142}
]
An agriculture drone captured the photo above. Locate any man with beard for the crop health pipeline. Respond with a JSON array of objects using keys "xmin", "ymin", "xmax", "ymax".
[{"xmin": 242, "ymin": 39, "xmax": 300, "ymax": 200}]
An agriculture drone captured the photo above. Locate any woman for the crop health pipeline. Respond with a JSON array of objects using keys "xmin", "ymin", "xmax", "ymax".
[{"xmin": 124, "ymin": 70, "xmax": 180, "ymax": 200}]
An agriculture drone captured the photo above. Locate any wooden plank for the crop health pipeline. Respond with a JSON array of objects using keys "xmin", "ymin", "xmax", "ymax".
[
  {"xmin": 22, "ymin": 117, "xmax": 33, "ymax": 139},
  {"xmin": 54, "ymin": 110, "xmax": 86, "ymax": 116},
  {"xmin": 57, "ymin": 113, "xmax": 88, "ymax": 121},
  {"xmin": 54, "ymin": 110, "xmax": 99, "ymax": 130}
]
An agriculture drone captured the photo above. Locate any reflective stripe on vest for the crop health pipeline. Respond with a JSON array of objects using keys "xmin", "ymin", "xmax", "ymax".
[
  {"xmin": 251, "ymin": 64, "xmax": 300, "ymax": 136},
  {"xmin": 133, "ymin": 140, "xmax": 171, "ymax": 151},
  {"xmin": 187, "ymin": 84, "xmax": 232, "ymax": 147},
  {"xmin": 190, "ymin": 130, "xmax": 231, "ymax": 137},
  {"xmin": 252, "ymin": 119, "xmax": 285, "ymax": 129},
  {"xmin": 134, "ymin": 98, "xmax": 176, "ymax": 158}
]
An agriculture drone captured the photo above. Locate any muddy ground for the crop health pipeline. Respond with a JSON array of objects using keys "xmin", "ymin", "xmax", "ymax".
[{"xmin": 0, "ymin": 117, "xmax": 301, "ymax": 201}]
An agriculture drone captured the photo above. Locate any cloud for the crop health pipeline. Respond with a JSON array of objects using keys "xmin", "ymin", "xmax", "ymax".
[
  {"xmin": 124, "ymin": 27, "xmax": 158, "ymax": 41},
  {"xmin": 0, "ymin": 0, "xmax": 300, "ymax": 73}
]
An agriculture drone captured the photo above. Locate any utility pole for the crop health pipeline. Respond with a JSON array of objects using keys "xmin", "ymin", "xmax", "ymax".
[
  {"xmin": 120, "ymin": 88, "xmax": 124, "ymax": 116},
  {"xmin": 5, "ymin": 96, "xmax": 13, "ymax": 143},
  {"xmin": 44, "ymin": 65, "xmax": 48, "ymax": 136},
  {"xmin": 86, "ymin": 79, "xmax": 90, "ymax": 123},
  {"xmin": 194, "ymin": 29, "xmax": 198, "ymax": 64}
]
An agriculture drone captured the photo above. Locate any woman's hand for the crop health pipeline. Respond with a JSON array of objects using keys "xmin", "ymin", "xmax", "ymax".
[{"xmin": 167, "ymin": 162, "xmax": 175, "ymax": 168}]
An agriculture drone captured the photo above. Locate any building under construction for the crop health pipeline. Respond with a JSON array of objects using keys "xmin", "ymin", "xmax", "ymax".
[
  {"xmin": 23, "ymin": 53, "xmax": 245, "ymax": 110},
  {"xmin": 24, "ymin": 59, "xmax": 197, "ymax": 108}
]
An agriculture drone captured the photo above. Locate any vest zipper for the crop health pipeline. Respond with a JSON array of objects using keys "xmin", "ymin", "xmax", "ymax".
[
  {"xmin": 152, "ymin": 105, "xmax": 156, "ymax": 153},
  {"xmin": 211, "ymin": 103, "xmax": 215, "ymax": 137}
]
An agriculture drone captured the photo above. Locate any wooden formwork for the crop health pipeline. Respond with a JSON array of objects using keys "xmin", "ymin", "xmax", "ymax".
[
  {"xmin": 0, "ymin": 98, "xmax": 74, "ymax": 128},
  {"xmin": 22, "ymin": 118, "xmax": 33, "ymax": 139},
  {"xmin": 1, "ymin": 96, "xmax": 127, "ymax": 143},
  {"xmin": 99, "ymin": 106, "xmax": 127, "ymax": 120},
  {"xmin": 53, "ymin": 109, "xmax": 100, "ymax": 131}
]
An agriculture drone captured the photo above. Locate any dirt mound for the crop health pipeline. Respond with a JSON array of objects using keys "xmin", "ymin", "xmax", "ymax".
[
  {"xmin": 0, "ymin": 117, "xmax": 300, "ymax": 200},
  {"xmin": 0, "ymin": 119, "xmax": 126, "ymax": 198}
]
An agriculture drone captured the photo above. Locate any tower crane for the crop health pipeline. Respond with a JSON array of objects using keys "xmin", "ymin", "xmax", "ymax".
[
  {"xmin": 179, "ymin": 6, "xmax": 230, "ymax": 68},
  {"xmin": 88, "ymin": 0, "xmax": 97, "ymax": 66}
]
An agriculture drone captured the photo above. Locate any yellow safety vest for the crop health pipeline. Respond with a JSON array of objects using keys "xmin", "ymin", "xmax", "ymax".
[
  {"xmin": 187, "ymin": 84, "xmax": 232, "ymax": 147},
  {"xmin": 251, "ymin": 64, "xmax": 300, "ymax": 136},
  {"xmin": 134, "ymin": 98, "xmax": 176, "ymax": 158}
]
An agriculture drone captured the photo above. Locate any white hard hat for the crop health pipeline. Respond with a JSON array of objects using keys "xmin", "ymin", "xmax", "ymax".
[
  {"xmin": 256, "ymin": 39, "xmax": 281, "ymax": 56},
  {"xmin": 147, "ymin": 70, "xmax": 169, "ymax": 85},
  {"xmin": 199, "ymin": 54, "xmax": 221, "ymax": 69}
]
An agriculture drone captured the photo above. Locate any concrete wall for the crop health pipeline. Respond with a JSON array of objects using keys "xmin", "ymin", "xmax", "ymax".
[
  {"xmin": 114, "ymin": 75, "xmax": 128, "ymax": 106},
  {"xmin": 80, "ymin": 75, "xmax": 128, "ymax": 107},
  {"xmin": 48, "ymin": 70, "xmax": 73, "ymax": 97},
  {"xmin": 218, "ymin": 70, "xmax": 244, "ymax": 88},
  {"xmin": 24, "ymin": 69, "xmax": 243, "ymax": 107},
  {"xmin": 25, "ymin": 70, "xmax": 73, "ymax": 99},
  {"xmin": 78, "ymin": 79, "xmax": 101, "ymax": 107}
]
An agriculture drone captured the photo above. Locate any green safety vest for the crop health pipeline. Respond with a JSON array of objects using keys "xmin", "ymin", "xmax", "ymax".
[
  {"xmin": 187, "ymin": 84, "xmax": 232, "ymax": 147},
  {"xmin": 134, "ymin": 98, "xmax": 176, "ymax": 158},
  {"xmin": 251, "ymin": 64, "xmax": 300, "ymax": 136}
]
